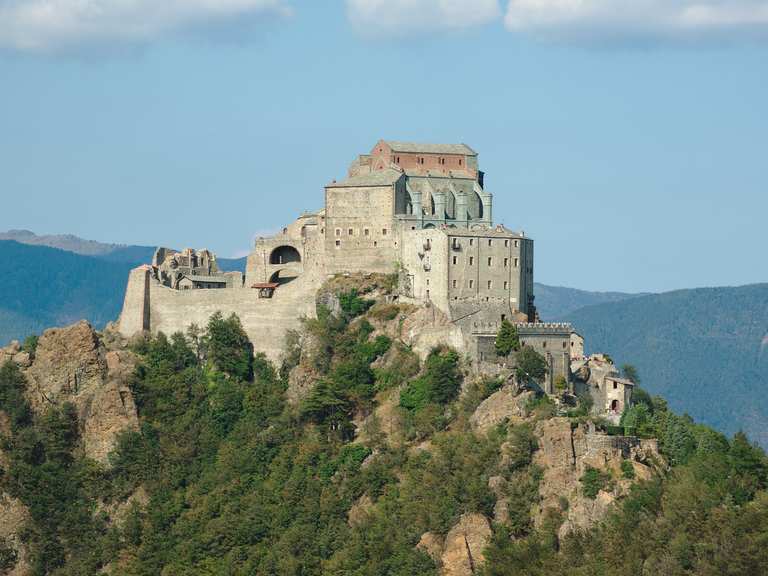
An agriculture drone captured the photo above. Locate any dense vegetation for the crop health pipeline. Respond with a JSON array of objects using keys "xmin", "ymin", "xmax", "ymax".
[
  {"xmin": 1, "ymin": 289, "xmax": 767, "ymax": 575},
  {"xmin": 564, "ymin": 284, "xmax": 768, "ymax": 446}
]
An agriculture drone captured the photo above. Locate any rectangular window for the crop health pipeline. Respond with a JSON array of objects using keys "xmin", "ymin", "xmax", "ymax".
[
  {"xmin": 514, "ymin": 258, "xmax": 519, "ymax": 267},
  {"xmin": 504, "ymin": 240, "xmax": 509, "ymax": 247},
  {"xmin": 452, "ymin": 280, "xmax": 457, "ymax": 288},
  {"xmin": 514, "ymin": 240, "xmax": 519, "ymax": 248},
  {"xmin": 469, "ymin": 256, "xmax": 474, "ymax": 266},
  {"xmin": 504, "ymin": 258, "xmax": 509, "ymax": 267},
  {"xmin": 452, "ymin": 256, "xmax": 457, "ymax": 265},
  {"xmin": 469, "ymin": 280, "xmax": 474, "ymax": 288},
  {"xmin": 426, "ymin": 279, "xmax": 429, "ymax": 286},
  {"xmin": 504, "ymin": 281, "xmax": 508, "ymax": 290},
  {"xmin": 487, "ymin": 280, "xmax": 492, "ymax": 289},
  {"xmin": 488, "ymin": 239, "xmax": 492, "ymax": 247},
  {"xmin": 335, "ymin": 229, "xmax": 341, "ymax": 237},
  {"xmin": 335, "ymin": 240, "xmax": 341, "ymax": 247},
  {"xmin": 382, "ymin": 228, "xmax": 388, "ymax": 236},
  {"xmin": 348, "ymin": 228, "xmax": 353, "ymax": 236},
  {"xmin": 469, "ymin": 238, "xmax": 474, "ymax": 246},
  {"xmin": 364, "ymin": 228, "xmax": 370, "ymax": 236},
  {"xmin": 487, "ymin": 257, "xmax": 492, "ymax": 266}
]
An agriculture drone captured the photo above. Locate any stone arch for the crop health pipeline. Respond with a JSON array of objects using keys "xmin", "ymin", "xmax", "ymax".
[
  {"xmin": 424, "ymin": 223, "xmax": 436, "ymax": 229},
  {"xmin": 269, "ymin": 245, "xmax": 301, "ymax": 265},
  {"xmin": 269, "ymin": 269, "xmax": 298, "ymax": 286}
]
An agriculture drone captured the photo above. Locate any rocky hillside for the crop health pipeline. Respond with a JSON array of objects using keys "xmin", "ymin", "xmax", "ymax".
[{"xmin": 0, "ymin": 278, "xmax": 765, "ymax": 576}]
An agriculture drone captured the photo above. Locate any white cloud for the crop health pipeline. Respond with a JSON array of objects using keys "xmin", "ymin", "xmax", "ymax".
[
  {"xmin": 504, "ymin": 0, "xmax": 768, "ymax": 42},
  {"xmin": 0, "ymin": 0, "xmax": 292, "ymax": 53},
  {"xmin": 347, "ymin": 0, "xmax": 501, "ymax": 35}
]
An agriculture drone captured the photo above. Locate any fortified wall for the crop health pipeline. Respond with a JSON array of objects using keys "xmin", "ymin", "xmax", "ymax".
[{"xmin": 119, "ymin": 140, "xmax": 566, "ymax": 371}]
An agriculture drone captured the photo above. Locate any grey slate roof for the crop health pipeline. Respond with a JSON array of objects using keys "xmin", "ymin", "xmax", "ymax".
[
  {"xmin": 326, "ymin": 168, "xmax": 404, "ymax": 188},
  {"xmin": 385, "ymin": 141, "xmax": 476, "ymax": 156}
]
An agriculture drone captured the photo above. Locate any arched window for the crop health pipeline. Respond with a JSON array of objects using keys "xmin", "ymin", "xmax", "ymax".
[{"xmin": 269, "ymin": 246, "xmax": 301, "ymax": 265}]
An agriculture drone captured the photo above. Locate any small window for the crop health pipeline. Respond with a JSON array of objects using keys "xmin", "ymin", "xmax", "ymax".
[
  {"xmin": 514, "ymin": 240, "xmax": 519, "ymax": 248},
  {"xmin": 452, "ymin": 280, "xmax": 457, "ymax": 288},
  {"xmin": 459, "ymin": 159, "xmax": 463, "ymax": 166},
  {"xmin": 364, "ymin": 228, "xmax": 370, "ymax": 236},
  {"xmin": 542, "ymin": 341, "xmax": 547, "ymax": 348},
  {"xmin": 452, "ymin": 256, "xmax": 457, "ymax": 265},
  {"xmin": 426, "ymin": 279, "xmax": 429, "ymax": 286},
  {"xmin": 562, "ymin": 342, "xmax": 567, "ymax": 349},
  {"xmin": 501, "ymin": 314, "xmax": 506, "ymax": 321},
  {"xmin": 469, "ymin": 280, "xmax": 474, "ymax": 288},
  {"xmin": 504, "ymin": 281, "xmax": 508, "ymax": 289},
  {"xmin": 469, "ymin": 238, "xmax": 474, "ymax": 246},
  {"xmin": 382, "ymin": 228, "xmax": 388, "ymax": 236},
  {"xmin": 374, "ymin": 241, "xmax": 378, "ymax": 247},
  {"xmin": 514, "ymin": 258, "xmax": 519, "ymax": 268},
  {"xmin": 426, "ymin": 289, "xmax": 430, "ymax": 299},
  {"xmin": 469, "ymin": 256, "xmax": 474, "ymax": 266},
  {"xmin": 488, "ymin": 257, "xmax": 492, "ymax": 266},
  {"xmin": 488, "ymin": 239, "xmax": 492, "ymax": 247},
  {"xmin": 335, "ymin": 229, "xmax": 341, "ymax": 237},
  {"xmin": 348, "ymin": 228, "xmax": 353, "ymax": 236},
  {"xmin": 613, "ymin": 381, "xmax": 618, "ymax": 390},
  {"xmin": 504, "ymin": 258, "xmax": 509, "ymax": 267},
  {"xmin": 487, "ymin": 280, "xmax": 492, "ymax": 289},
  {"xmin": 335, "ymin": 240, "xmax": 341, "ymax": 247},
  {"xmin": 504, "ymin": 240, "xmax": 509, "ymax": 247}
]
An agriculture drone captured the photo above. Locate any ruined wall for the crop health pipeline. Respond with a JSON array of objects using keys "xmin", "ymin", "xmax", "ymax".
[{"xmin": 119, "ymin": 267, "xmax": 150, "ymax": 335}]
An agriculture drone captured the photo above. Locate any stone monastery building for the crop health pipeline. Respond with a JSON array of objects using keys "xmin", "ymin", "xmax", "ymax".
[{"xmin": 120, "ymin": 140, "xmax": 628, "ymax": 405}]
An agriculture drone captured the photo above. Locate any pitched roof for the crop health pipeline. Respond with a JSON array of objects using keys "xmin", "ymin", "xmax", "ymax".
[
  {"xmin": 384, "ymin": 141, "xmax": 476, "ymax": 156},
  {"xmin": 326, "ymin": 168, "xmax": 404, "ymax": 188}
]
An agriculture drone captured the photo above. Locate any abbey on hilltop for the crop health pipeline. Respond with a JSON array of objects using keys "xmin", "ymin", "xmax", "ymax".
[{"xmin": 119, "ymin": 140, "xmax": 628, "ymax": 410}]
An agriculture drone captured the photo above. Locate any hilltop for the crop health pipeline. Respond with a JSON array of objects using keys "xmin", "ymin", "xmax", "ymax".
[{"xmin": 0, "ymin": 278, "xmax": 765, "ymax": 575}]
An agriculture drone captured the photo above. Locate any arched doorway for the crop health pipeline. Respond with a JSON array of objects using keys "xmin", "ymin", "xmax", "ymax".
[
  {"xmin": 610, "ymin": 399, "xmax": 620, "ymax": 413},
  {"xmin": 269, "ymin": 246, "xmax": 301, "ymax": 265}
]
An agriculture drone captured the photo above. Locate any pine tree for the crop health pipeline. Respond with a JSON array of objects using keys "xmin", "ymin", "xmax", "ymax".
[{"xmin": 495, "ymin": 320, "xmax": 520, "ymax": 357}]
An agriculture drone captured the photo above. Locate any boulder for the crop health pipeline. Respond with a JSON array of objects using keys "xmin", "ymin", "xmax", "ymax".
[{"xmin": 440, "ymin": 513, "xmax": 492, "ymax": 576}]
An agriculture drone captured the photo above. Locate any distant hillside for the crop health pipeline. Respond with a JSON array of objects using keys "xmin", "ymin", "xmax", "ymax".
[
  {"xmin": 533, "ymin": 283, "xmax": 642, "ymax": 320},
  {"xmin": 564, "ymin": 284, "xmax": 768, "ymax": 446}
]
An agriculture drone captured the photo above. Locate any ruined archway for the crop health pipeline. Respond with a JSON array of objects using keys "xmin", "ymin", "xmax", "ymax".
[
  {"xmin": 269, "ymin": 269, "xmax": 298, "ymax": 286},
  {"xmin": 269, "ymin": 245, "xmax": 301, "ymax": 265}
]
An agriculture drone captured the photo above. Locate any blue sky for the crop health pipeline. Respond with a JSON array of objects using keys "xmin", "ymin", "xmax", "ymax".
[{"xmin": 0, "ymin": 0, "xmax": 766, "ymax": 293}]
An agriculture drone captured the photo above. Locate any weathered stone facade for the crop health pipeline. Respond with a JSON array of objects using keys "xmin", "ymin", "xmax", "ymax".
[{"xmin": 118, "ymin": 140, "xmax": 537, "ymax": 364}]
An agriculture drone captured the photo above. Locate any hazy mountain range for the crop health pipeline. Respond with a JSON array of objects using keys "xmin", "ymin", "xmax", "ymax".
[{"xmin": 1, "ymin": 230, "xmax": 766, "ymax": 445}]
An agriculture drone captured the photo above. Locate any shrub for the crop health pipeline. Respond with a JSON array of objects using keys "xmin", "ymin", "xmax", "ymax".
[
  {"xmin": 339, "ymin": 289, "xmax": 374, "ymax": 320},
  {"xmin": 399, "ymin": 347, "xmax": 462, "ymax": 411},
  {"xmin": 581, "ymin": 466, "xmax": 612, "ymax": 499},
  {"xmin": 621, "ymin": 459, "xmax": 636, "ymax": 479},
  {"xmin": 204, "ymin": 312, "xmax": 254, "ymax": 381}
]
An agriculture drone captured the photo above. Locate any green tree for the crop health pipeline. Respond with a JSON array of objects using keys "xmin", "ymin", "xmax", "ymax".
[
  {"xmin": 495, "ymin": 320, "xmax": 520, "ymax": 357},
  {"xmin": 204, "ymin": 312, "xmax": 254, "ymax": 381},
  {"xmin": 622, "ymin": 363, "xmax": 640, "ymax": 385},
  {"xmin": 514, "ymin": 346, "xmax": 548, "ymax": 385}
]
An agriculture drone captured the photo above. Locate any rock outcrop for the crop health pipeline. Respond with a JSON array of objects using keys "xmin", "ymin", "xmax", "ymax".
[
  {"xmin": 22, "ymin": 321, "xmax": 139, "ymax": 464},
  {"xmin": 533, "ymin": 417, "xmax": 661, "ymax": 537},
  {"xmin": 440, "ymin": 513, "xmax": 492, "ymax": 576},
  {"xmin": 0, "ymin": 341, "xmax": 31, "ymax": 369},
  {"xmin": 469, "ymin": 386, "xmax": 533, "ymax": 434},
  {"xmin": 0, "ymin": 493, "xmax": 31, "ymax": 576}
]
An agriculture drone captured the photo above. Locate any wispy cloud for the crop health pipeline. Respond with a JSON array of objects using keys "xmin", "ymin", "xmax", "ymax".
[
  {"xmin": 346, "ymin": 0, "xmax": 501, "ymax": 36},
  {"xmin": 504, "ymin": 0, "xmax": 768, "ymax": 43},
  {"xmin": 0, "ymin": 0, "xmax": 292, "ymax": 53}
]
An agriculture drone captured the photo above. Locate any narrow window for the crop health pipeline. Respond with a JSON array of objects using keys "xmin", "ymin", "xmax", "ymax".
[
  {"xmin": 504, "ymin": 258, "xmax": 509, "ymax": 267},
  {"xmin": 452, "ymin": 280, "xmax": 457, "ymax": 288},
  {"xmin": 487, "ymin": 280, "xmax": 492, "ymax": 289},
  {"xmin": 426, "ymin": 279, "xmax": 430, "ymax": 286},
  {"xmin": 459, "ymin": 159, "xmax": 462, "ymax": 166},
  {"xmin": 335, "ymin": 240, "xmax": 341, "ymax": 247},
  {"xmin": 488, "ymin": 239, "xmax": 492, "ymax": 247},
  {"xmin": 562, "ymin": 342, "xmax": 567, "ymax": 349},
  {"xmin": 543, "ymin": 341, "xmax": 547, "ymax": 348},
  {"xmin": 504, "ymin": 240, "xmax": 509, "ymax": 247},
  {"xmin": 335, "ymin": 229, "xmax": 341, "ymax": 237},
  {"xmin": 364, "ymin": 228, "xmax": 370, "ymax": 236},
  {"xmin": 374, "ymin": 241, "xmax": 378, "ymax": 247},
  {"xmin": 469, "ymin": 238, "xmax": 474, "ymax": 246},
  {"xmin": 469, "ymin": 280, "xmax": 474, "ymax": 288},
  {"xmin": 613, "ymin": 381, "xmax": 618, "ymax": 390},
  {"xmin": 504, "ymin": 281, "xmax": 509, "ymax": 289},
  {"xmin": 348, "ymin": 228, "xmax": 353, "ymax": 236},
  {"xmin": 488, "ymin": 257, "xmax": 492, "ymax": 266},
  {"xmin": 514, "ymin": 240, "xmax": 519, "ymax": 248},
  {"xmin": 469, "ymin": 256, "xmax": 474, "ymax": 266},
  {"xmin": 382, "ymin": 228, "xmax": 388, "ymax": 236},
  {"xmin": 452, "ymin": 256, "xmax": 457, "ymax": 265},
  {"xmin": 426, "ymin": 289, "xmax": 430, "ymax": 299},
  {"xmin": 501, "ymin": 314, "xmax": 506, "ymax": 321},
  {"xmin": 514, "ymin": 258, "xmax": 519, "ymax": 267}
]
